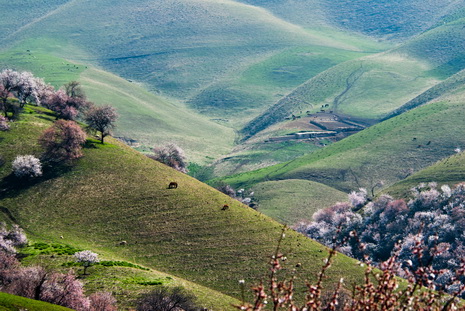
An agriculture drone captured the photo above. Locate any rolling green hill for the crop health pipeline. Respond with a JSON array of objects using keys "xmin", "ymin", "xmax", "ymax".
[
  {"xmin": 0, "ymin": 108, "xmax": 366, "ymax": 307},
  {"xmin": 220, "ymin": 8, "xmax": 465, "ymax": 178},
  {"xmin": 251, "ymin": 179, "xmax": 347, "ymax": 225},
  {"xmin": 0, "ymin": 0, "xmax": 389, "ymax": 128},
  {"xmin": 241, "ymin": 53, "xmax": 438, "ymax": 139},
  {"xmin": 0, "ymin": 292, "xmax": 73, "ymax": 311},
  {"xmin": 219, "ymin": 95, "xmax": 465, "ymax": 194},
  {"xmin": 385, "ymin": 150, "xmax": 465, "ymax": 199},
  {"xmin": 241, "ymin": 10, "xmax": 465, "ymax": 139},
  {"xmin": 238, "ymin": 0, "xmax": 465, "ymax": 40},
  {"xmin": 383, "ymin": 104, "xmax": 465, "ymax": 198}
]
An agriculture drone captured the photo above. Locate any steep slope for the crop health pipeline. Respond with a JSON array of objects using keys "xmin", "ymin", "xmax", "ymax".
[
  {"xmin": 2, "ymin": 0, "xmax": 367, "ymax": 97},
  {"xmin": 241, "ymin": 53, "xmax": 437, "ymax": 138},
  {"xmin": 0, "ymin": 109, "xmax": 365, "ymax": 304},
  {"xmin": 385, "ymin": 150, "xmax": 465, "ymax": 199},
  {"xmin": 384, "ymin": 83, "xmax": 465, "ymax": 197}
]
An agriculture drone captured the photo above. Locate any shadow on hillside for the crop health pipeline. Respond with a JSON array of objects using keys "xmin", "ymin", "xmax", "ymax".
[
  {"xmin": 0, "ymin": 163, "xmax": 73, "ymax": 200},
  {"xmin": 36, "ymin": 115, "xmax": 57, "ymax": 122}
]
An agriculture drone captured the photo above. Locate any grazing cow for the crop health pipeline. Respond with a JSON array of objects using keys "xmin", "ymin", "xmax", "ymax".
[
  {"xmin": 119, "ymin": 240, "xmax": 127, "ymax": 246},
  {"xmin": 168, "ymin": 182, "xmax": 178, "ymax": 189},
  {"xmin": 221, "ymin": 204, "xmax": 229, "ymax": 211}
]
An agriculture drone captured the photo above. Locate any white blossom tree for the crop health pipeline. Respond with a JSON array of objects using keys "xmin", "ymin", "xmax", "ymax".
[
  {"xmin": 73, "ymin": 250, "xmax": 99, "ymax": 275},
  {"xmin": 12, "ymin": 155, "xmax": 42, "ymax": 178},
  {"xmin": 16, "ymin": 72, "xmax": 40, "ymax": 108},
  {"xmin": 0, "ymin": 69, "xmax": 21, "ymax": 118}
]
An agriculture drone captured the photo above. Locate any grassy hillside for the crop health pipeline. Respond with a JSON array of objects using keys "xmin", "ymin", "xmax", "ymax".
[
  {"xmin": 188, "ymin": 32, "xmax": 386, "ymax": 127},
  {"xmin": 0, "ymin": 292, "xmax": 73, "ymax": 311},
  {"xmin": 398, "ymin": 15, "xmax": 465, "ymax": 77},
  {"xmin": 240, "ymin": 11, "xmax": 465, "ymax": 139},
  {"xmin": 251, "ymin": 179, "xmax": 347, "ymax": 225},
  {"xmin": 0, "ymin": 42, "xmax": 236, "ymax": 164},
  {"xmin": 16, "ymin": 242, "xmax": 240, "ymax": 310},
  {"xmin": 0, "ymin": 108, "xmax": 366, "ymax": 306},
  {"xmin": 241, "ymin": 52, "xmax": 438, "ymax": 139},
  {"xmin": 220, "ymin": 97, "xmax": 465, "ymax": 194},
  {"xmin": 384, "ymin": 81, "xmax": 465, "ymax": 199},
  {"xmin": 238, "ymin": 0, "xmax": 465, "ymax": 40},
  {"xmin": 1, "ymin": 0, "xmax": 363, "ymax": 98},
  {"xmin": 385, "ymin": 150, "xmax": 465, "ymax": 199},
  {"xmin": 321, "ymin": 0, "xmax": 465, "ymax": 40},
  {"xmin": 0, "ymin": 0, "xmax": 390, "ymax": 127}
]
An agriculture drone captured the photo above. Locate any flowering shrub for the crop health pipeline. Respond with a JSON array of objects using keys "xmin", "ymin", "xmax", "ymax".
[
  {"xmin": 348, "ymin": 188, "xmax": 368, "ymax": 209},
  {"xmin": 89, "ymin": 292, "xmax": 117, "ymax": 311},
  {"xmin": 0, "ymin": 223, "xmax": 27, "ymax": 254},
  {"xmin": 0, "ymin": 115, "xmax": 9, "ymax": 131},
  {"xmin": 12, "ymin": 155, "xmax": 42, "ymax": 178},
  {"xmin": 301, "ymin": 182, "xmax": 465, "ymax": 296}
]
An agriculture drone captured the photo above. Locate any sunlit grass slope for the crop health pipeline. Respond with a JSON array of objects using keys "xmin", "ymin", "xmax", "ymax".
[
  {"xmin": 0, "ymin": 109, "xmax": 366, "ymax": 304},
  {"xmin": 188, "ymin": 34, "xmax": 386, "ymax": 126},
  {"xmin": 221, "ymin": 99, "xmax": 465, "ymax": 193},
  {"xmin": 251, "ymin": 180, "xmax": 347, "ymax": 226},
  {"xmin": 79, "ymin": 68, "xmax": 235, "ymax": 163},
  {"xmin": 18, "ymin": 245, "xmax": 239, "ymax": 310},
  {"xmin": 3, "ymin": 0, "xmax": 363, "ymax": 99},
  {"xmin": 398, "ymin": 15, "xmax": 465, "ymax": 78},
  {"xmin": 0, "ymin": 43, "xmax": 236, "ymax": 164},
  {"xmin": 0, "ymin": 292, "xmax": 72, "ymax": 311},
  {"xmin": 384, "ymin": 86, "xmax": 465, "ymax": 198}
]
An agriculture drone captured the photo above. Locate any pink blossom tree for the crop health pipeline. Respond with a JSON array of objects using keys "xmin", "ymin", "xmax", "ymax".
[
  {"xmin": 39, "ymin": 120, "xmax": 87, "ymax": 162},
  {"xmin": 148, "ymin": 143, "xmax": 188, "ymax": 173}
]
